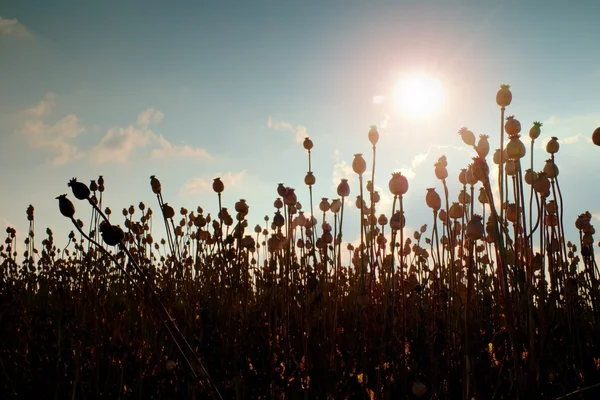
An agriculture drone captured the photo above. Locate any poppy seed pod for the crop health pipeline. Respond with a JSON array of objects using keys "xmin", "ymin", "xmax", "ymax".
[
  {"xmin": 273, "ymin": 211, "xmax": 285, "ymax": 228},
  {"xmin": 478, "ymin": 187, "xmax": 488, "ymax": 204},
  {"xmin": 504, "ymin": 115, "xmax": 521, "ymax": 137},
  {"xmin": 304, "ymin": 171, "xmax": 316, "ymax": 186},
  {"xmin": 390, "ymin": 211, "xmax": 405, "ymax": 230},
  {"xmin": 99, "ymin": 221, "xmax": 125, "ymax": 246},
  {"xmin": 458, "ymin": 169, "xmax": 467, "ymax": 186},
  {"xmin": 68, "ymin": 178, "xmax": 90, "ymax": 200},
  {"xmin": 56, "ymin": 194, "xmax": 75, "ymax": 219},
  {"xmin": 506, "ymin": 203, "xmax": 518, "ymax": 223},
  {"xmin": 425, "ymin": 188, "xmax": 441, "ymax": 211},
  {"xmin": 162, "ymin": 203, "xmax": 175, "ymax": 219},
  {"xmin": 466, "ymin": 214, "xmax": 485, "ymax": 241},
  {"xmin": 505, "ymin": 159, "xmax": 518, "ymax": 176},
  {"xmin": 472, "ymin": 157, "xmax": 490, "ymax": 182},
  {"xmin": 212, "ymin": 178, "xmax": 224, "ymax": 193},
  {"xmin": 546, "ymin": 137, "xmax": 559, "ymax": 154},
  {"xmin": 477, "ymin": 134, "xmax": 490, "ymax": 158},
  {"xmin": 593, "ymin": 127, "xmax": 600, "ymax": 146},
  {"xmin": 529, "ymin": 121, "xmax": 542, "ymax": 140},
  {"xmin": 458, "ymin": 127, "xmax": 476, "ymax": 146},
  {"xmin": 330, "ymin": 199, "xmax": 341, "ymax": 214},
  {"xmin": 543, "ymin": 158, "xmax": 559, "ymax": 178},
  {"xmin": 319, "ymin": 198, "xmax": 330, "ymax": 213},
  {"xmin": 303, "ymin": 137, "xmax": 313, "ymax": 151},
  {"xmin": 89, "ymin": 180, "xmax": 98, "ymax": 192},
  {"xmin": 506, "ymin": 135, "xmax": 526, "ymax": 159},
  {"xmin": 273, "ymin": 198, "xmax": 283, "ymax": 209},
  {"xmin": 389, "ymin": 172, "xmax": 409, "ymax": 196},
  {"xmin": 458, "ymin": 189, "xmax": 471, "ymax": 205},
  {"xmin": 496, "ymin": 84, "xmax": 512, "ymax": 107},
  {"xmin": 378, "ymin": 214, "xmax": 388, "ymax": 226},
  {"xmin": 337, "ymin": 179, "xmax": 350, "ymax": 197},
  {"xmin": 284, "ymin": 188, "xmax": 297, "ymax": 206},
  {"xmin": 524, "ymin": 169, "xmax": 537, "ymax": 185},
  {"xmin": 465, "ymin": 165, "xmax": 478, "ymax": 186},
  {"xmin": 533, "ymin": 172, "xmax": 551, "ymax": 194},
  {"xmin": 371, "ymin": 190, "xmax": 380, "ymax": 203},
  {"xmin": 355, "ymin": 195, "xmax": 366, "ymax": 210},
  {"xmin": 448, "ymin": 202, "xmax": 463, "ymax": 219},
  {"xmin": 352, "ymin": 153, "xmax": 367, "ymax": 176},
  {"xmin": 235, "ymin": 199, "xmax": 249, "ymax": 215},
  {"xmin": 368, "ymin": 125, "xmax": 379, "ymax": 146},
  {"xmin": 150, "ymin": 175, "xmax": 161, "ymax": 194}
]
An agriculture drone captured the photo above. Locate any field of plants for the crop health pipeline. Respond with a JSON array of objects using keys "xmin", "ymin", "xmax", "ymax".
[{"xmin": 2, "ymin": 85, "xmax": 600, "ymax": 399}]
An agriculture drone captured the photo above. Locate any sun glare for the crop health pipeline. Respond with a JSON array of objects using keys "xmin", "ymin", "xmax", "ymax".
[{"xmin": 395, "ymin": 73, "xmax": 445, "ymax": 118}]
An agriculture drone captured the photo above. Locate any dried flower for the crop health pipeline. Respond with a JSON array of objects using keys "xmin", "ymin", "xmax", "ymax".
[
  {"xmin": 150, "ymin": 175, "xmax": 162, "ymax": 194},
  {"xmin": 496, "ymin": 84, "xmax": 512, "ymax": 107},
  {"xmin": 304, "ymin": 171, "xmax": 316, "ymax": 186},
  {"xmin": 99, "ymin": 221, "xmax": 124, "ymax": 246},
  {"xmin": 337, "ymin": 179, "xmax": 350, "ymax": 197},
  {"xmin": 425, "ymin": 188, "xmax": 441, "ymax": 211},
  {"xmin": 458, "ymin": 127, "xmax": 476, "ymax": 146},
  {"xmin": 56, "ymin": 194, "xmax": 75, "ymax": 219},
  {"xmin": 68, "ymin": 178, "xmax": 90, "ymax": 200},
  {"xmin": 593, "ymin": 127, "xmax": 600, "ymax": 146},
  {"xmin": 352, "ymin": 153, "xmax": 367, "ymax": 176},
  {"xmin": 213, "ymin": 178, "xmax": 225, "ymax": 193},
  {"xmin": 504, "ymin": 115, "xmax": 521, "ymax": 137},
  {"xmin": 368, "ymin": 125, "xmax": 379, "ymax": 146},
  {"xmin": 476, "ymin": 134, "xmax": 490, "ymax": 158},
  {"xmin": 529, "ymin": 121, "xmax": 542, "ymax": 140},
  {"xmin": 303, "ymin": 137, "xmax": 313, "ymax": 151},
  {"xmin": 546, "ymin": 137, "xmax": 559, "ymax": 154},
  {"xmin": 389, "ymin": 172, "xmax": 409, "ymax": 196}
]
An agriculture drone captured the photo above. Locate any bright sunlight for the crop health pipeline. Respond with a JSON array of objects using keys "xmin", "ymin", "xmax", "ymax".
[{"xmin": 394, "ymin": 73, "xmax": 445, "ymax": 117}]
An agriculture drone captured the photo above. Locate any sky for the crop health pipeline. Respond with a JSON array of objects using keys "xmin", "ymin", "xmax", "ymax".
[{"xmin": 1, "ymin": 0, "xmax": 600, "ymax": 257}]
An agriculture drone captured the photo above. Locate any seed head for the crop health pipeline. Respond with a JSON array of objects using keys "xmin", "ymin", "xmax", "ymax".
[
  {"xmin": 99, "ymin": 221, "xmax": 124, "ymax": 246},
  {"xmin": 56, "ymin": 194, "xmax": 75, "ymax": 219},
  {"xmin": 68, "ymin": 178, "xmax": 90, "ymax": 200}
]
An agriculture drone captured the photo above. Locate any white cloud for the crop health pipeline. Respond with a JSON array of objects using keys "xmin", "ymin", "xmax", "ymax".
[
  {"xmin": 91, "ymin": 108, "xmax": 210, "ymax": 164},
  {"xmin": 26, "ymin": 93, "xmax": 56, "ymax": 117},
  {"xmin": 151, "ymin": 136, "xmax": 211, "ymax": 160},
  {"xmin": 19, "ymin": 108, "xmax": 85, "ymax": 166},
  {"xmin": 0, "ymin": 17, "xmax": 33, "ymax": 38},
  {"xmin": 267, "ymin": 116, "xmax": 308, "ymax": 144},
  {"xmin": 137, "ymin": 108, "xmax": 164, "ymax": 127},
  {"xmin": 182, "ymin": 170, "xmax": 247, "ymax": 194}
]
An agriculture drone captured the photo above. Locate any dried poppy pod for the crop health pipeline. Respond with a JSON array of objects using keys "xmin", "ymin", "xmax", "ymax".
[
  {"xmin": 99, "ymin": 221, "xmax": 125, "ymax": 246},
  {"xmin": 149, "ymin": 175, "xmax": 161, "ymax": 194},
  {"xmin": 319, "ymin": 198, "xmax": 330, "ymax": 213},
  {"xmin": 330, "ymin": 199, "xmax": 341, "ymax": 214},
  {"xmin": 284, "ymin": 188, "xmax": 297, "ymax": 206},
  {"xmin": 471, "ymin": 157, "xmax": 490, "ymax": 182},
  {"xmin": 389, "ymin": 172, "xmax": 409, "ymax": 196},
  {"xmin": 496, "ymin": 84, "xmax": 512, "ymax": 107},
  {"xmin": 575, "ymin": 213, "xmax": 591, "ymax": 231},
  {"xmin": 439, "ymin": 209, "xmax": 448, "ymax": 224},
  {"xmin": 458, "ymin": 169, "xmax": 467, "ymax": 185},
  {"xmin": 89, "ymin": 180, "xmax": 98, "ymax": 192},
  {"xmin": 478, "ymin": 187, "xmax": 488, "ymax": 204},
  {"xmin": 272, "ymin": 211, "xmax": 285, "ymax": 228},
  {"xmin": 434, "ymin": 163, "xmax": 448, "ymax": 180},
  {"xmin": 390, "ymin": 211, "xmax": 405, "ymax": 230},
  {"xmin": 593, "ymin": 127, "xmax": 600, "ymax": 146},
  {"xmin": 68, "ymin": 178, "xmax": 90, "ymax": 201},
  {"xmin": 304, "ymin": 171, "xmax": 316, "ymax": 186},
  {"xmin": 529, "ymin": 121, "xmax": 542, "ymax": 140},
  {"xmin": 476, "ymin": 134, "xmax": 490, "ymax": 158},
  {"xmin": 56, "ymin": 194, "xmax": 75, "ymax": 219},
  {"xmin": 533, "ymin": 172, "xmax": 551, "ymax": 194},
  {"xmin": 303, "ymin": 137, "xmax": 313, "ymax": 151},
  {"xmin": 506, "ymin": 203, "xmax": 518, "ymax": 223},
  {"xmin": 458, "ymin": 127, "xmax": 476, "ymax": 146},
  {"xmin": 466, "ymin": 214, "xmax": 485, "ymax": 241},
  {"xmin": 524, "ymin": 169, "xmax": 537, "ymax": 185},
  {"xmin": 543, "ymin": 158, "xmax": 559, "ymax": 178},
  {"xmin": 426, "ymin": 188, "xmax": 441, "ymax": 211},
  {"xmin": 337, "ymin": 179, "xmax": 350, "ymax": 197},
  {"xmin": 352, "ymin": 153, "xmax": 367, "ymax": 176},
  {"xmin": 448, "ymin": 202, "xmax": 463, "ymax": 220},
  {"xmin": 504, "ymin": 115, "xmax": 521, "ymax": 137},
  {"xmin": 505, "ymin": 159, "xmax": 518, "ymax": 176},
  {"xmin": 368, "ymin": 125, "xmax": 379, "ymax": 146},
  {"xmin": 506, "ymin": 135, "xmax": 526, "ymax": 159},
  {"xmin": 378, "ymin": 214, "xmax": 388, "ymax": 226},
  {"xmin": 162, "ymin": 203, "xmax": 175, "ymax": 219},
  {"xmin": 273, "ymin": 198, "xmax": 283, "ymax": 209},
  {"xmin": 212, "ymin": 177, "xmax": 224, "ymax": 193},
  {"xmin": 355, "ymin": 195, "xmax": 366, "ymax": 210},
  {"xmin": 546, "ymin": 200, "xmax": 557, "ymax": 215},
  {"xmin": 546, "ymin": 136, "xmax": 560, "ymax": 154},
  {"xmin": 458, "ymin": 189, "xmax": 471, "ymax": 205},
  {"xmin": 465, "ymin": 165, "xmax": 478, "ymax": 186},
  {"xmin": 235, "ymin": 199, "xmax": 249, "ymax": 215}
]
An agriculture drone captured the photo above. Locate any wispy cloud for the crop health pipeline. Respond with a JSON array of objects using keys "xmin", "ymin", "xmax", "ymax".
[
  {"xmin": 91, "ymin": 108, "xmax": 210, "ymax": 164},
  {"xmin": 267, "ymin": 116, "xmax": 308, "ymax": 143},
  {"xmin": 19, "ymin": 94, "xmax": 85, "ymax": 165},
  {"xmin": 0, "ymin": 17, "xmax": 33, "ymax": 38},
  {"xmin": 181, "ymin": 170, "xmax": 247, "ymax": 194}
]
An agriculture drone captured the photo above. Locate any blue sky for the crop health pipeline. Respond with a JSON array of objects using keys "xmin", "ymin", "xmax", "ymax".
[{"xmin": 1, "ymin": 0, "xmax": 600, "ymax": 253}]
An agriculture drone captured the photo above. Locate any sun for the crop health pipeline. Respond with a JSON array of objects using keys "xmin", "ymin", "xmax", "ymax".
[{"xmin": 394, "ymin": 73, "xmax": 445, "ymax": 118}]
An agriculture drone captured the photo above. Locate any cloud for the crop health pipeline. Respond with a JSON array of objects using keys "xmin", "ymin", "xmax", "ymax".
[
  {"xmin": 181, "ymin": 170, "xmax": 247, "ymax": 194},
  {"xmin": 0, "ymin": 17, "xmax": 33, "ymax": 38},
  {"xmin": 396, "ymin": 144, "xmax": 465, "ymax": 179},
  {"xmin": 26, "ymin": 93, "xmax": 56, "ymax": 117},
  {"xmin": 19, "ymin": 97, "xmax": 85, "ymax": 165},
  {"xmin": 267, "ymin": 116, "xmax": 308, "ymax": 144},
  {"xmin": 537, "ymin": 114, "xmax": 600, "ymax": 148},
  {"xmin": 151, "ymin": 136, "xmax": 211, "ymax": 159},
  {"xmin": 91, "ymin": 109, "xmax": 210, "ymax": 164}
]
